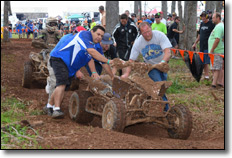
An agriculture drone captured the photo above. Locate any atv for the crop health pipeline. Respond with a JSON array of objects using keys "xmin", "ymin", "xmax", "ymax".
[{"xmin": 68, "ymin": 58, "xmax": 192, "ymax": 139}]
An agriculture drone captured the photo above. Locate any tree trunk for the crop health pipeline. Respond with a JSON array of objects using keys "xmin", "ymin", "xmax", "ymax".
[
  {"xmin": 205, "ymin": 1, "xmax": 215, "ymax": 12},
  {"xmin": 171, "ymin": 1, "xmax": 176, "ymax": 14},
  {"xmin": 106, "ymin": 1, "xmax": 119, "ymax": 35},
  {"xmin": 161, "ymin": 1, "xmax": 167, "ymax": 20},
  {"xmin": 134, "ymin": 1, "xmax": 142, "ymax": 19},
  {"xmin": 183, "ymin": 1, "xmax": 189, "ymax": 49},
  {"xmin": 185, "ymin": 1, "xmax": 197, "ymax": 51},
  {"xmin": 178, "ymin": 1, "xmax": 184, "ymax": 49},
  {"xmin": 3, "ymin": 1, "xmax": 10, "ymax": 42},
  {"xmin": 215, "ymin": 1, "xmax": 223, "ymax": 13}
]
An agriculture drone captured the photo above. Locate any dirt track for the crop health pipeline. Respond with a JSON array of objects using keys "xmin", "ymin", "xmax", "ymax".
[{"xmin": 1, "ymin": 39, "xmax": 224, "ymax": 149}]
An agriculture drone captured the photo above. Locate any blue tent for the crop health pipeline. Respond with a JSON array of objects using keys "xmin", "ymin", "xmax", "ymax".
[{"xmin": 68, "ymin": 14, "xmax": 85, "ymax": 19}]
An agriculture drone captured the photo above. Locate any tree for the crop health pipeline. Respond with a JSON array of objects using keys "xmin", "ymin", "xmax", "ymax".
[
  {"xmin": 205, "ymin": 1, "xmax": 215, "ymax": 12},
  {"xmin": 171, "ymin": 1, "xmax": 176, "ymax": 14},
  {"xmin": 134, "ymin": 1, "xmax": 142, "ymax": 19},
  {"xmin": 178, "ymin": 1, "xmax": 184, "ymax": 49},
  {"xmin": 161, "ymin": 1, "xmax": 167, "ymax": 20},
  {"xmin": 184, "ymin": 1, "xmax": 197, "ymax": 51},
  {"xmin": 215, "ymin": 1, "xmax": 223, "ymax": 13},
  {"xmin": 3, "ymin": 1, "xmax": 12, "ymax": 42},
  {"xmin": 105, "ymin": 1, "xmax": 119, "ymax": 34}
]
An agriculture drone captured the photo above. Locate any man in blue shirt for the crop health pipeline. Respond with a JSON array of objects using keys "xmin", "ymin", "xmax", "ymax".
[
  {"xmin": 44, "ymin": 26, "xmax": 114, "ymax": 118},
  {"xmin": 27, "ymin": 20, "xmax": 34, "ymax": 39}
]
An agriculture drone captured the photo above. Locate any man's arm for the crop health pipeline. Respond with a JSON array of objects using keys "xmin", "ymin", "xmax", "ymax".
[
  {"xmin": 210, "ymin": 38, "xmax": 220, "ymax": 53},
  {"xmin": 102, "ymin": 63, "xmax": 114, "ymax": 79},
  {"xmin": 87, "ymin": 59, "xmax": 100, "ymax": 79},
  {"xmin": 162, "ymin": 48, "xmax": 171, "ymax": 62},
  {"xmin": 87, "ymin": 48, "xmax": 111, "ymax": 64},
  {"xmin": 172, "ymin": 29, "xmax": 183, "ymax": 34},
  {"xmin": 192, "ymin": 34, "xmax": 200, "ymax": 49}
]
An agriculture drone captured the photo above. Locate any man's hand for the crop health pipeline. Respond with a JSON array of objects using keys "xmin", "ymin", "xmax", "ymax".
[
  {"xmin": 91, "ymin": 73, "xmax": 100, "ymax": 80},
  {"xmin": 192, "ymin": 43, "xmax": 196, "ymax": 50},
  {"xmin": 75, "ymin": 70, "xmax": 84, "ymax": 79}
]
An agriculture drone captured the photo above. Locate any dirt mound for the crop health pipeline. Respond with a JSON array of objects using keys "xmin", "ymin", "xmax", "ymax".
[{"xmin": 1, "ymin": 39, "xmax": 224, "ymax": 149}]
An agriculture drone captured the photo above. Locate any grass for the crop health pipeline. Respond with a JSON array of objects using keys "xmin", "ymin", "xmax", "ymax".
[{"xmin": 1, "ymin": 97, "xmax": 42, "ymax": 149}]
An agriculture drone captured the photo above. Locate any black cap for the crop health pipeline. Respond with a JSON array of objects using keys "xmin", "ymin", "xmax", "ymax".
[
  {"xmin": 155, "ymin": 13, "xmax": 160, "ymax": 18},
  {"xmin": 207, "ymin": 10, "xmax": 212, "ymax": 14},
  {"xmin": 200, "ymin": 11, "xmax": 207, "ymax": 17}
]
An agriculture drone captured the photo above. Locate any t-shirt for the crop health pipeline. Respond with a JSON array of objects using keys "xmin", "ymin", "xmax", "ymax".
[
  {"xmin": 167, "ymin": 22, "xmax": 178, "ymax": 39},
  {"xmin": 64, "ymin": 23, "xmax": 70, "ymax": 30},
  {"xmin": 151, "ymin": 22, "xmax": 167, "ymax": 34},
  {"xmin": 160, "ymin": 18, "xmax": 167, "ymax": 26},
  {"xmin": 90, "ymin": 22, "xmax": 96, "ymax": 30},
  {"xmin": 50, "ymin": 31, "xmax": 103, "ymax": 77},
  {"xmin": 208, "ymin": 22, "xmax": 224, "ymax": 54},
  {"xmin": 130, "ymin": 30, "xmax": 172, "ymax": 65},
  {"xmin": 198, "ymin": 20, "xmax": 215, "ymax": 51},
  {"xmin": 27, "ymin": 23, "xmax": 33, "ymax": 32}
]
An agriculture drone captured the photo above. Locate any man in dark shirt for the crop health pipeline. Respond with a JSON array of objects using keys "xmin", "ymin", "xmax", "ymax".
[
  {"xmin": 167, "ymin": 16, "xmax": 184, "ymax": 49},
  {"xmin": 192, "ymin": 11, "xmax": 215, "ymax": 79}
]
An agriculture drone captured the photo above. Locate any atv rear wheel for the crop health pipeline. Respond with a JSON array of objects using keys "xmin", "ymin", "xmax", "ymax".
[
  {"xmin": 22, "ymin": 61, "xmax": 33, "ymax": 88},
  {"xmin": 69, "ymin": 90, "xmax": 94, "ymax": 124},
  {"xmin": 102, "ymin": 98, "xmax": 126, "ymax": 132},
  {"xmin": 167, "ymin": 105, "xmax": 192, "ymax": 139}
]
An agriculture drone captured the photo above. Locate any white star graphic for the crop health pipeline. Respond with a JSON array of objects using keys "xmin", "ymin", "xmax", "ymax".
[{"xmin": 59, "ymin": 33, "xmax": 87, "ymax": 66}]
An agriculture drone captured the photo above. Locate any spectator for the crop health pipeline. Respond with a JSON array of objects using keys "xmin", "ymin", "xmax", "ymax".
[
  {"xmin": 99, "ymin": 5, "xmax": 106, "ymax": 29},
  {"xmin": 167, "ymin": 16, "xmax": 184, "ymax": 50},
  {"xmin": 8, "ymin": 21, "xmax": 12, "ymax": 38},
  {"xmin": 112, "ymin": 13, "xmax": 138, "ymax": 61},
  {"xmin": 38, "ymin": 19, "xmax": 43, "ymax": 36},
  {"xmin": 112, "ymin": 13, "xmax": 138, "ymax": 76},
  {"xmin": 44, "ymin": 26, "xmax": 114, "ymax": 118},
  {"xmin": 208, "ymin": 12, "xmax": 224, "ymax": 89},
  {"xmin": 151, "ymin": 13, "xmax": 167, "ymax": 35},
  {"xmin": 192, "ymin": 11, "xmax": 215, "ymax": 80},
  {"xmin": 150, "ymin": 14, "xmax": 155, "ymax": 23},
  {"xmin": 70, "ymin": 21, "xmax": 77, "ymax": 33},
  {"xmin": 123, "ymin": 22, "xmax": 172, "ymax": 111},
  {"xmin": 63, "ymin": 20, "xmax": 70, "ymax": 35},
  {"xmin": 27, "ymin": 20, "xmax": 34, "ymax": 39},
  {"xmin": 22, "ymin": 24, "xmax": 26, "ymax": 38},
  {"xmin": 85, "ymin": 32, "xmax": 117, "ymax": 76},
  {"xmin": 125, "ymin": 10, "xmax": 133, "ymax": 23},
  {"xmin": 166, "ymin": 14, "xmax": 173, "ymax": 30},
  {"xmin": 90, "ymin": 18, "xmax": 96, "ymax": 30},
  {"xmin": 75, "ymin": 22, "xmax": 86, "ymax": 33},
  {"xmin": 159, "ymin": 11, "xmax": 167, "ymax": 26},
  {"xmin": 16, "ymin": 21, "xmax": 23, "ymax": 39},
  {"xmin": 131, "ymin": 13, "xmax": 137, "ymax": 24},
  {"xmin": 207, "ymin": 10, "xmax": 213, "ymax": 21},
  {"xmin": 57, "ymin": 19, "xmax": 64, "ymax": 36},
  {"xmin": 33, "ymin": 23, "xmax": 38, "ymax": 39}
]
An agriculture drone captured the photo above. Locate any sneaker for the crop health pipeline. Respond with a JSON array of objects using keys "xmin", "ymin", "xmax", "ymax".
[
  {"xmin": 43, "ymin": 105, "xmax": 53, "ymax": 116},
  {"xmin": 52, "ymin": 110, "xmax": 64, "ymax": 119}
]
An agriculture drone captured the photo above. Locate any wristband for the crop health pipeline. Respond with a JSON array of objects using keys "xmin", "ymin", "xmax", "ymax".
[
  {"xmin": 107, "ymin": 59, "xmax": 110, "ymax": 65},
  {"xmin": 161, "ymin": 60, "xmax": 166, "ymax": 63},
  {"xmin": 92, "ymin": 72, "xmax": 97, "ymax": 74}
]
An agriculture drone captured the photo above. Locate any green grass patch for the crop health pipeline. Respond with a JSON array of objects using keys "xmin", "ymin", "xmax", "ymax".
[{"xmin": 1, "ymin": 97, "xmax": 42, "ymax": 149}]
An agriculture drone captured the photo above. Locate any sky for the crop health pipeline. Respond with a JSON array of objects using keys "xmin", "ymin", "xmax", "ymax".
[{"xmin": 1, "ymin": 1, "xmax": 180, "ymax": 17}]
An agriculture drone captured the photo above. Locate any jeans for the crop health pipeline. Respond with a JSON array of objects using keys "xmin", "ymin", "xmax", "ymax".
[
  {"xmin": 85, "ymin": 61, "xmax": 103, "ymax": 76},
  {"xmin": 148, "ymin": 68, "xmax": 169, "ymax": 111}
]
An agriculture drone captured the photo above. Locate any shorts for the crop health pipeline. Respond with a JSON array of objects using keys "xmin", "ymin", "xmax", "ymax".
[
  {"xmin": 27, "ymin": 31, "xmax": 33, "ymax": 35},
  {"xmin": 169, "ymin": 38, "xmax": 177, "ymax": 48},
  {"xmin": 200, "ymin": 50, "xmax": 210, "ymax": 64},
  {"xmin": 210, "ymin": 54, "xmax": 223, "ymax": 70},
  {"xmin": 50, "ymin": 57, "xmax": 72, "ymax": 88}
]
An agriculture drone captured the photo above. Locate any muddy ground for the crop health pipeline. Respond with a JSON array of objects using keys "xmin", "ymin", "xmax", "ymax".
[{"xmin": 1, "ymin": 39, "xmax": 224, "ymax": 149}]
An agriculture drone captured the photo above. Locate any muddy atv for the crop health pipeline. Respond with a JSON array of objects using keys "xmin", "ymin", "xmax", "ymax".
[
  {"xmin": 69, "ymin": 59, "xmax": 192, "ymax": 140},
  {"xmin": 22, "ymin": 49, "xmax": 51, "ymax": 88}
]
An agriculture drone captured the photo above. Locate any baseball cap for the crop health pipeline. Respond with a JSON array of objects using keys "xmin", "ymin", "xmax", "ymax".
[
  {"xmin": 155, "ymin": 13, "xmax": 160, "ymax": 18},
  {"xmin": 172, "ymin": 12, "xmax": 177, "ymax": 16},
  {"xmin": 101, "ymin": 33, "xmax": 113, "ymax": 45},
  {"xmin": 159, "ymin": 11, "xmax": 163, "ymax": 14},
  {"xmin": 200, "ymin": 11, "xmax": 207, "ymax": 17},
  {"xmin": 143, "ymin": 19, "xmax": 152, "ymax": 24}
]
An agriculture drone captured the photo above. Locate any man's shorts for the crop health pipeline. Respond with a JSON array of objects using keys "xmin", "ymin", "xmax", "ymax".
[
  {"xmin": 27, "ymin": 31, "xmax": 33, "ymax": 35},
  {"xmin": 169, "ymin": 38, "xmax": 177, "ymax": 48},
  {"xmin": 210, "ymin": 54, "xmax": 224, "ymax": 70},
  {"xmin": 200, "ymin": 50, "xmax": 210, "ymax": 64},
  {"xmin": 50, "ymin": 57, "xmax": 72, "ymax": 88}
]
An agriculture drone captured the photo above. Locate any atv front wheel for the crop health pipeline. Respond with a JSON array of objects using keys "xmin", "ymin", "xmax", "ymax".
[
  {"xmin": 167, "ymin": 105, "xmax": 192, "ymax": 140},
  {"xmin": 102, "ymin": 98, "xmax": 126, "ymax": 132}
]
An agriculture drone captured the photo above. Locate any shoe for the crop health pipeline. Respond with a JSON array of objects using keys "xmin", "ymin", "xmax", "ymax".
[
  {"xmin": 204, "ymin": 76, "xmax": 209, "ymax": 80},
  {"xmin": 43, "ymin": 105, "xmax": 53, "ymax": 116},
  {"xmin": 52, "ymin": 110, "xmax": 64, "ymax": 119}
]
